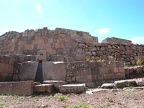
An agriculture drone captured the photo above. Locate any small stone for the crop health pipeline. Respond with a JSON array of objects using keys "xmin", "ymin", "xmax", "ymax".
[{"xmin": 86, "ymin": 91, "xmax": 93, "ymax": 94}]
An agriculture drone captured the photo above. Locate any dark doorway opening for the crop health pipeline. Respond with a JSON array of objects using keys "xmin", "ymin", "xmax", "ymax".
[{"xmin": 35, "ymin": 61, "xmax": 43, "ymax": 83}]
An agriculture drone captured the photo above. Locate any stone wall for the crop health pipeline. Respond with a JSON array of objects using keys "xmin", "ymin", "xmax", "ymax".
[
  {"xmin": 102, "ymin": 37, "xmax": 132, "ymax": 44},
  {"xmin": 0, "ymin": 27, "xmax": 98, "ymax": 61},
  {"xmin": 78, "ymin": 42, "xmax": 144, "ymax": 66},
  {"xmin": 125, "ymin": 65, "xmax": 144, "ymax": 79},
  {"xmin": 0, "ymin": 55, "xmax": 16, "ymax": 81},
  {"xmin": 65, "ymin": 61, "xmax": 125, "ymax": 86}
]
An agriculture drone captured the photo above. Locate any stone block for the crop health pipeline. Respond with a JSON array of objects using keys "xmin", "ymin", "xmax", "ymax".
[
  {"xmin": 136, "ymin": 79, "xmax": 144, "ymax": 86},
  {"xmin": 59, "ymin": 84, "xmax": 85, "ymax": 93},
  {"xmin": 43, "ymin": 80, "xmax": 67, "ymax": 89},
  {"xmin": 85, "ymin": 82, "xmax": 96, "ymax": 88},
  {"xmin": 115, "ymin": 72, "xmax": 125, "ymax": 79},
  {"xmin": 76, "ymin": 68, "xmax": 91, "ymax": 76},
  {"xmin": 103, "ymin": 73, "xmax": 115, "ymax": 80},
  {"xmin": 101, "ymin": 83, "xmax": 115, "ymax": 89},
  {"xmin": 19, "ymin": 61, "xmax": 38, "ymax": 81},
  {"xmin": 114, "ymin": 80, "xmax": 137, "ymax": 88},
  {"xmin": 99, "ymin": 67, "xmax": 108, "ymax": 74},
  {"xmin": 44, "ymin": 84, "xmax": 53, "ymax": 93},
  {"xmin": 76, "ymin": 75, "xmax": 92, "ymax": 82},
  {"xmin": 34, "ymin": 84, "xmax": 45, "ymax": 92},
  {"xmin": 113, "ymin": 67, "xmax": 119, "ymax": 72},
  {"xmin": 118, "ymin": 67, "xmax": 125, "ymax": 73},
  {"xmin": 96, "ymin": 74, "xmax": 104, "ymax": 81},
  {"xmin": 116, "ymin": 61, "xmax": 124, "ymax": 67},
  {"xmin": 0, "ymin": 81, "xmax": 34, "ymax": 96},
  {"xmin": 42, "ymin": 61, "xmax": 66, "ymax": 81}
]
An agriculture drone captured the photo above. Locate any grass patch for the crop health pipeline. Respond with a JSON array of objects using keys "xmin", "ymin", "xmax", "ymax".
[
  {"xmin": 125, "ymin": 82, "xmax": 134, "ymax": 88},
  {"xmin": 97, "ymin": 105, "xmax": 104, "ymax": 108},
  {"xmin": 58, "ymin": 94, "xmax": 66, "ymax": 101},
  {"xmin": 107, "ymin": 98, "xmax": 114, "ymax": 103},
  {"xmin": 65, "ymin": 104, "xmax": 95, "ymax": 108},
  {"xmin": 0, "ymin": 102, "xmax": 4, "ymax": 108},
  {"xmin": 136, "ymin": 58, "xmax": 143, "ymax": 66},
  {"xmin": 48, "ymin": 94, "xmax": 52, "ymax": 99}
]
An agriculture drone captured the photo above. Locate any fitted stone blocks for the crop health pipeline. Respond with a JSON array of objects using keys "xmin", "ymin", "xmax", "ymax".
[{"xmin": 0, "ymin": 81, "xmax": 34, "ymax": 95}]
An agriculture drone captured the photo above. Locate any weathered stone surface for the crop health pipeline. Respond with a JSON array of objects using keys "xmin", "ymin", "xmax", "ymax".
[
  {"xmin": 42, "ymin": 61, "xmax": 66, "ymax": 81},
  {"xmin": 34, "ymin": 84, "xmax": 53, "ymax": 93},
  {"xmin": 34, "ymin": 84, "xmax": 45, "ymax": 92},
  {"xmin": 101, "ymin": 83, "xmax": 115, "ymax": 89},
  {"xmin": 59, "ymin": 84, "xmax": 85, "ymax": 93},
  {"xmin": 43, "ymin": 80, "xmax": 67, "ymax": 90},
  {"xmin": 43, "ymin": 84, "xmax": 53, "ymax": 93},
  {"xmin": 114, "ymin": 80, "xmax": 137, "ymax": 88},
  {"xmin": 0, "ymin": 81, "xmax": 34, "ymax": 95},
  {"xmin": 136, "ymin": 79, "xmax": 144, "ymax": 86},
  {"xmin": 19, "ymin": 61, "xmax": 38, "ymax": 81}
]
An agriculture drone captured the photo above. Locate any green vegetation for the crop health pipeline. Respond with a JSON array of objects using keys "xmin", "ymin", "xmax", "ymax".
[
  {"xmin": 107, "ymin": 98, "xmax": 114, "ymax": 103},
  {"xmin": 125, "ymin": 82, "xmax": 133, "ymax": 88},
  {"xmin": 65, "ymin": 104, "xmax": 95, "ymax": 108},
  {"xmin": 136, "ymin": 58, "xmax": 143, "ymax": 66},
  {"xmin": 97, "ymin": 105, "xmax": 104, "ymax": 108},
  {"xmin": 58, "ymin": 94, "xmax": 66, "ymax": 101},
  {"xmin": 0, "ymin": 102, "xmax": 4, "ymax": 108},
  {"xmin": 48, "ymin": 94, "xmax": 52, "ymax": 99},
  {"xmin": 124, "ymin": 62, "xmax": 127, "ymax": 66},
  {"xmin": 85, "ymin": 56, "xmax": 102, "ymax": 62}
]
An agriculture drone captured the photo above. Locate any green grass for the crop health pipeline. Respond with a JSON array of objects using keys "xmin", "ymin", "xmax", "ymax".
[
  {"xmin": 48, "ymin": 94, "xmax": 52, "ymax": 99},
  {"xmin": 136, "ymin": 59, "xmax": 143, "ymax": 66},
  {"xmin": 125, "ymin": 82, "xmax": 134, "ymax": 88},
  {"xmin": 58, "ymin": 94, "xmax": 66, "ymax": 101},
  {"xmin": 0, "ymin": 102, "xmax": 4, "ymax": 108},
  {"xmin": 96, "ymin": 105, "xmax": 104, "ymax": 108},
  {"xmin": 65, "ymin": 104, "xmax": 94, "ymax": 108}
]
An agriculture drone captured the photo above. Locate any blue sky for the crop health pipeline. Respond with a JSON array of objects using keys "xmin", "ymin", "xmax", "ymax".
[{"xmin": 0, "ymin": 0, "xmax": 144, "ymax": 43}]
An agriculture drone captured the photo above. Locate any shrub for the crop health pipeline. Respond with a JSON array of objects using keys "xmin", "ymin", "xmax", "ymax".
[
  {"xmin": 136, "ymin": 58, "xmax": 143, "ymax": 66},
  {"xmin": 58, "ymin": 94, "xmax": 66, "ymax": 101}
]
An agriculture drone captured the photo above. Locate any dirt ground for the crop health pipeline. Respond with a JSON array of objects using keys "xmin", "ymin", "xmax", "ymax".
[{"xmin": 0, "ymin": 90, "xmax": 144, "ymax": 108}]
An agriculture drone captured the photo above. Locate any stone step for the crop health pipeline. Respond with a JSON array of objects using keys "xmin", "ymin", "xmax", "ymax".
[
  {"xmin": 34, "ymin": 84, "xmax": 53, "ymax": 93},
  {"xmin": 58, "ymin": 83, "xmax": 85, "ymax": 93},
  {"xmin": 43, "ymin": 80, "xmax": 67, "ymax": 90},
  {"xmin": 114, "ymin": 79, "xmax": 137, "ymax": 88},
  {"xmin": 101, "ymin": 83, "xmax": 115, "ymax": 89}
]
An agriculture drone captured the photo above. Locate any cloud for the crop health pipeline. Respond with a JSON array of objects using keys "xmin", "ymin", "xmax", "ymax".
[
  {"xmin": 34, "ymin": 3, "xmax": 43, "ymax": 16},
  {"xmin": 95, "ymin": 28, "xmax": 110, "ymax": 35},
  {"xmin": 130, "ymin": 36, "xmax": 144, "ymax": 44}
]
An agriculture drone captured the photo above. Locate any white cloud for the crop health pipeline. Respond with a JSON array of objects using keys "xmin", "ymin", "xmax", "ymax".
[
  {"xmin": 130, "ymin": 36, "xmax": 144, "ymax": 44},
  {"xmin": 95, "ymin": 28, "xmax": 110, "ymax": 35},
  {"xmin": 34, "ymin": 3, "xmax": 43, "ymax": 16}
]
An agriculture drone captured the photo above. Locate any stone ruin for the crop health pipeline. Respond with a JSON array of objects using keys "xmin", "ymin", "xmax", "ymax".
[{"xmin": 0, "ymin": 27, "xmax": 144, "ymax": 95}]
